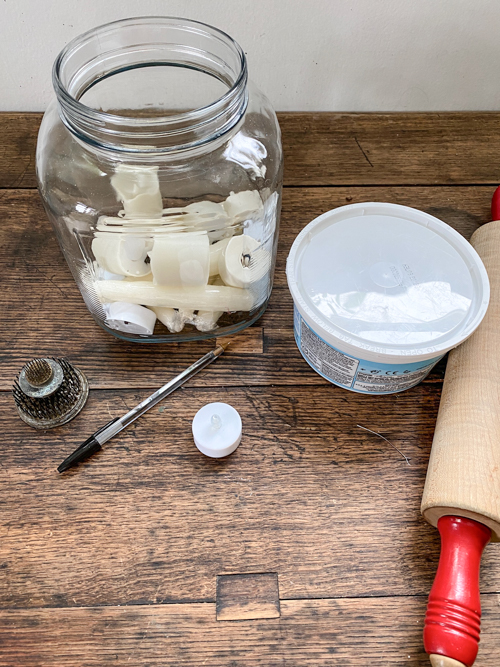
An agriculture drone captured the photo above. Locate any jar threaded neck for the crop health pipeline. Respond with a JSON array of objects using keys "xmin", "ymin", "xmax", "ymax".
[{"xmin": 53, "ymin": 16, "xmax": 248, "ymax": 154}]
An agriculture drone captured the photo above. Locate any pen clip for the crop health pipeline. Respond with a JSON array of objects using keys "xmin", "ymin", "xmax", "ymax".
[{"xmin": 57, "ymin": 417, "xmax": 120, "ymax": 473}]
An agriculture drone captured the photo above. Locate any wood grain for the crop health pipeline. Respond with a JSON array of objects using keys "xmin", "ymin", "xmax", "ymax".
[
  {"xmin": 280, "ymin": 112, "xmax": 500, "ymax": 186},
  {"xmin": 3, "ymin": 112, "xmax": 500, "ymax": 188},
  {"xmin": 1, "ymin": 596, "xmax": 500, "ymax": 666},
  {"xmin": 1, "ymin": 386, "xmax": 500, "ymax": 609},
  {"xmin": 0, "ymin": 113, "xmax": 40, "ymax": 189},
  {"xmin": 422, "ymin": 221, "xmax": 500, "ymax": 539},
  {"xmin": 216, "ymin": 573, "xmax": 280, "ymax": 620},
  {"xmin": 217, "ymin": 328, "xmax": 264, "ymax": 354},
  {"xmin": 0, "ymin": 186, "xmax": 493, "ymax": 389}
]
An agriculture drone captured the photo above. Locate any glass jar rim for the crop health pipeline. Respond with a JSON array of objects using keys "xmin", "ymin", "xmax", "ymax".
[{"xmin": 52, "ymin": 16, "xmax": 249, "ymax": 153}]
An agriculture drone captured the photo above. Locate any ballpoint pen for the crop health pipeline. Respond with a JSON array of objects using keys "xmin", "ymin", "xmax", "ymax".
[{"xmin": 57, "ymin": 342, "xmax": 228, "ymax": 473}]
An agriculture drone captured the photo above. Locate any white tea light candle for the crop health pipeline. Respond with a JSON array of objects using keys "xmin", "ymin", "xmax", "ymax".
[
  {"xmin": 92, "ymin": 234, "xmax": 152, "ymax": 277},
  {"xmin": 192, "ymin": 402, "xmax": 242, "ymax": 458},
  {"xmin": 219, "ymin": 235, "xmax": 271, "ymax": 288},
  {"xmin": 105, "ymin": 301, "xmax": 157, "ymax": 335},
  {"xmin": 149, "ymin": 232, "xmax": 210, "ymax": 287}
]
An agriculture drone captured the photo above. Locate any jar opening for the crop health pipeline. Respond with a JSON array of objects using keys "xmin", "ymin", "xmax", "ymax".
[
  {"xmin": 79, "ymin": 65, "xmax": 231, "ymax": 118},
  {"xmin": 53, "ymin": 17, "xmax": 248, "ymax": 153}
]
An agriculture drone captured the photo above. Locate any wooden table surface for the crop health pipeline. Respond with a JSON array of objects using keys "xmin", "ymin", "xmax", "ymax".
[{"xmin": 1, "ymin": 112, "xmax": 500, "ymax": 666}]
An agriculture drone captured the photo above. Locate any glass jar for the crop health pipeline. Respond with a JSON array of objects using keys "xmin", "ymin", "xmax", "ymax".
[{"xmin": 36, "ymin": 17, "xmax": 282, "ymax": 342}]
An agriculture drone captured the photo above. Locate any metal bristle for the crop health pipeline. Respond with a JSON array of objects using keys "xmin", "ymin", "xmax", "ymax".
[
  {"xmin": 24, "ymin": 359, "xmax": 53, "ymax": 387},
  {"xmin": 12, "ymin": 358, "xmax": 89, "ymax": 429}
]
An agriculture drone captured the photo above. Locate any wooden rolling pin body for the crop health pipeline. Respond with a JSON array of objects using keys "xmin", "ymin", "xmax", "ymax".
[
  {"xmin": 421, "ymin": 221, "xmax": 500, "ymax": 538},
  {"xmin": 421, "ymin": 220, "xmax": 500, "ymax": 667}
]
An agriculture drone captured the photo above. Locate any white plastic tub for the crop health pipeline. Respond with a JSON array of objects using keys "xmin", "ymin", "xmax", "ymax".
[{"xmin": 286, "ymin": 203, "xmax": 490, "ymax": 394}]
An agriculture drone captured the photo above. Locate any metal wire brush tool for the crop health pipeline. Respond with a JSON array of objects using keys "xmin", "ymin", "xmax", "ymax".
[{"xmin": 12, "ymin": 358, "xmax": 89, "ymax": 429}]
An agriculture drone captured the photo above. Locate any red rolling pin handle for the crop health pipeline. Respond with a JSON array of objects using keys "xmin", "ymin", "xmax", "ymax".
[
  {"xmin": 491, "ymin": 184, "xmax": 500, "ymax": 221},
  {"xmin": 424, "ymin": 516, "xmax": 491, "ymax": 666}
]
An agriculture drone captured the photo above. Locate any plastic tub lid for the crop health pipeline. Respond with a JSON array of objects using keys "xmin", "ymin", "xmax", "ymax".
[{"xmin": 286, "ymin": 203, "xmax": 490, "ymax": 360}]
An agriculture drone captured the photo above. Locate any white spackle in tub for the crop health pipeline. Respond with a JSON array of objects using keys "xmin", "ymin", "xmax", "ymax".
[
  {"xmin": 192, "ymin": 402, "xmax": 242, "ymax": 458},
  {"xmin": 297, "ymin": 207, "xmax": 474, "ymax": 348},
  {"xmin": 286, "ymin": 202, "xmax": 489, "ymax": 394}
]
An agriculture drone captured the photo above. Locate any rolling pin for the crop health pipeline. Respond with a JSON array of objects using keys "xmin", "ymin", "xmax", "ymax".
[{"xmin": 421, "ymin": 189, "xmax": 500, "ymax": 667}]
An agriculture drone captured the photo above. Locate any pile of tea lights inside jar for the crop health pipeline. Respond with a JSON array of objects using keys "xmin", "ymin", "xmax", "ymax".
[{"xmin": 92, "ymin": 165, "xmax": 271, "ymax": 335}]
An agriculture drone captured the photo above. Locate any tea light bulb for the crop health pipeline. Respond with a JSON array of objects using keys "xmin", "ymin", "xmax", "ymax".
[{"xmin": 192, "ymin": 402, "xmax": 242, "ymax": 458}]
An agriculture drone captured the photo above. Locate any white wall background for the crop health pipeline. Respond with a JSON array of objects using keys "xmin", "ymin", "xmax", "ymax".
[{"xmin": 2, "ymin": 0, "xmax": 500, "ymax": 112}]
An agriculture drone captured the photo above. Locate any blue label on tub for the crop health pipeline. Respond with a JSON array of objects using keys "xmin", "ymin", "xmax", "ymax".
[{"xmin": 294, "ymin": 306, "xmax": 443, "ymax": 394}]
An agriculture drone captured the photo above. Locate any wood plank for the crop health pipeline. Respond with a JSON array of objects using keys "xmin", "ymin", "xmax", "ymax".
[
  {"xmin": 0, "ymin": 113, "xmax": 40, "ymax": 189},
  {"xmin": 1, "ymin": 386, "xmax": 500, "ymax": 608},
  {"xmin": 1, "ymin": 596, "xmax": 500, "ymax": 666},
  {"xmin": 280, "ymin": 112, "xmax": 500, "ymax": 186},
  {"xmin": 0, "ymin": 186, "xmax": 493, "ymax": 389},
  {"xmin": 216, "ymin": 573, "xmax": 280, "ymax": 620},
  {"xmin": 3, "ymin": 112, "xmax": 500, "ymax": 188},
  {"xmin": 216, "ymin": 328, "xmax": 264, "ymax": 354}
]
